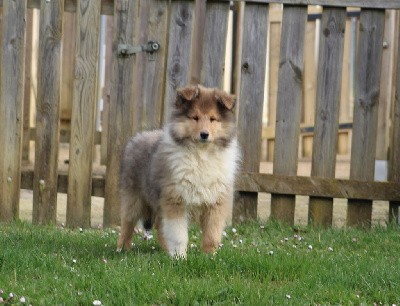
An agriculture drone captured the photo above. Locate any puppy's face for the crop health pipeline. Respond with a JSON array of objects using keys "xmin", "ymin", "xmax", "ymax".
[{"xmin": 169, "ymin": 85, "xmax": 236, "ymax": 148}]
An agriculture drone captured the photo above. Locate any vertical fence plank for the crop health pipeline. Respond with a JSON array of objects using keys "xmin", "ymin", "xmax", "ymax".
[
  {"xmin": 0, "ymin": 0, "xmax": 27, "ymax": 221},
  {"xmin": 308, "ymin": 8, "xmax": 346, "ymax": 227},
  {"xmin": 104, "ymin": 0, "xmax": 138, "ymax": 227},
  {"xmin": 22, "ymin": 11, "xmax": 34, "ymax": 164},
  {"xmin": 200, "ymin": 1, "xmax": 230, "ymax": 88},
  {"xmin": 190, "ymin": 0, "xmax": 206, "ymax": 85},
  {"xmin": 271, "ymin": 5, "xmax": 307, "ymax": 225},
  {"xmin": 66, "ymin": 0, "xmax": 101, "ymax": 228},
  {"xmin": 234, "ymin": 3, "xmax": 268, "ymax": 223},
  {"xmin": 32, "ymin": 0, "xmax": 63, "ymax": 225},
  {"xmin": 388, "ymin": 23, "xmax": 400, "ymax": 223},
  {"xmin": 163, "ymin": 1, "xmax": 195, "ymax": 123},
  {"xmin": 142, "ymin": 0, "xmax": 169, "ymax": 129},
  {"xmin": 100, "ymin": 17, "xmax": 113, "ymax": 165},
  {"xmin": 347, "ymin": 9, "xmax": 385, "ymax": 227}
]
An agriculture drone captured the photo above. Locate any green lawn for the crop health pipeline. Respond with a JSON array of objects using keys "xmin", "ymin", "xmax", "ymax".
[{"xmin": 0, "ymin": 220, "xmax": 399, "ymax": 305}]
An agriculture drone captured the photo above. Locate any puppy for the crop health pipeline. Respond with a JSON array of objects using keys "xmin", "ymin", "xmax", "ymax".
[{"xmin": 117, "ymin": 85, "xmax": 240, "ymax": 257}]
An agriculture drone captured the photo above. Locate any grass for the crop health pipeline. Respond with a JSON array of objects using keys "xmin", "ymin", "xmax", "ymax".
[{"xmin": 0, "ymin": 221, "xmax": 399, "ymax": 305}]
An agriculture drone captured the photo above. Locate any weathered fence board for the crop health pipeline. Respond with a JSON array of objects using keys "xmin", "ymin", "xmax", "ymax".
[
  {"xmin": 389, "ymin": 26, "xmax": 400, "ymax": 222},
  {"xmin": 347, "ymin": 9, "xmax": 385, "ymax": 227},
  {"xmin": 200, "ymin": 1, "xmax": 230, "ymax": 87},
  {"xmin": 271, "ymin": 5, "xmax": 307, "ymax": 225},
  {"xmin": 104, "ymin": 0, "xmax": 138, "ymax": 227},
  {"xmin": 163, "ymin": 1, "xmax": 195, "ymax": 122},
  {"xmin": 66, "ymin": 0, "xmax": 101, "ymax": 228},
  {"xmin": 0, "ymin": 0, "xmax": 27, "ymax": 222},
  {"xmin": 234, "ymin": 3, "xmax": 268, "ymax": 223},
  {"xmin": 32, "ymin": 0, "xmax": 63, "ymax": 225},
  {"xmin": 308, "ymin": 8, "xmax": 346, "ymax": 227},
  {"xmin": 142, "ymin": 0, "xmax": 168, "ymax": 129}
]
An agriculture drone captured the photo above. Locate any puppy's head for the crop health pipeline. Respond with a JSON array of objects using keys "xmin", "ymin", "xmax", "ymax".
[{"xmin": 169, "ymin": 85, "xmax": 236, "ymax": 147}]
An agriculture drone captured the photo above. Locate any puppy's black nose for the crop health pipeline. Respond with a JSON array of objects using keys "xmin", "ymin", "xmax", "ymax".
[{"xmin": 200, "ymin": 132, "xmax": 209, "ymax": 140}]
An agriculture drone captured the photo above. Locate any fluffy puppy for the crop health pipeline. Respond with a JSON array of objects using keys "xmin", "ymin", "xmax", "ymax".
[{"xmin": 117, "ymin": 85, "xmax": 240, "ymax": 257}]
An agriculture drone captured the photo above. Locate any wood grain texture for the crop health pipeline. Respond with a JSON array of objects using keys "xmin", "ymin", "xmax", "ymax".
[
  {"xmin": 4, "ymin": 0, "xmax": 400, "ymax": 14},
  {"xmin": 347, "ymin": 9, "xmax": 385, "ymax": 227},
  {"xmin": 0, "ymin": 0, "xmax": 27, "ymax": 221},
  {"xmin": 271, "ymin": 5, "xmax": 307, "ymax": 225},
  {"xmin": 100, "ymin": 17, "xmax": 113, "ymax": 165},
  {"xmin": 142, "ymin": 0, "xmax": 169, "ymax": 129},
  {"xmin": 234, "ymin": 3, "xmax": 268, "ymax": 223},
  {"xmin": 199, "ymin": 0, "xmax": 400, "ymax": 10},
  {"xmin": 308, "ymin": 8, "xmax": 346, "ymax": 227},
  {"xmin": 66, "ymin": 0, "xmax": 101, "ymax": 228},
  {"xmin": 190, "ymin": 0, "xmax": 206, "ymax": 85},
  {"xmin": 104, "ymin": 0, "xmax": 138, "ymax": 227},
  {"xmin": 163, "ymin": 1, "xmax": 195, "ymax": 123},
  {"xmin": 389, "ymin": 22, "xmax": 400, "ymax": 223},
  {"xmin": 200, "ymin": 1, "xmax": 230, "ymax": 87},
  {"xmin": 20, "ymin": 170, "xmax": 400, "ymax": 202},
  {"xmin": 32, "ymin": 0, "xmax": 63, "ymax": 225}
]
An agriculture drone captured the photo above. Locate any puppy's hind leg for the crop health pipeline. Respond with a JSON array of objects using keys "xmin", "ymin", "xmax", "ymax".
[{"xmin": 117, "ymin": 192, "xmax": 143, "ymax": 252}]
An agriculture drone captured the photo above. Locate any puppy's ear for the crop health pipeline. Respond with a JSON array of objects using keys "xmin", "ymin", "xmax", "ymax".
[
  {"xmin": 215, "ymin": 90, "xmax": 236, "ymax": 110},
  {"xmin": 176, "ymin": 85, "xmax": 200, "ymax": 107}
]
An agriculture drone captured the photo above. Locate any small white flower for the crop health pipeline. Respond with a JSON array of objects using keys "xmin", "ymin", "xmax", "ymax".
[
  {"xmin": 218, "ymin": 243, "xmax": 224, "ymax": 248},
  {"xmin": 232, "ymin": 244, "xmax": 238, "ymax": 248},
  {"xmin": 284, "ymin": 237, "xmax": 289, "ymax": 241},
  {"xmin": 111, "ymin": 230, "xmax": 116, "ymax": 234},
  {"xmin": 232, "ymin": 228, "xmax": 237, "ymax": 234},
  {"xmin": 293, "ymin": 234, "xmax": 298, "ymax": 239},
  {"xmin": 356, "ymin": 294, "xmax": 360, "ymax": 298},
  {"xmin": 292, "ymin": 245, "xmax": 297, "ymax": 248},
  {"xmin": 268, "ymin": 250, "xmax": 274, "ymax": 256},
  {"xmin": 0, "ymin": 289, "xmax": 3, "ymax": 294},
  {"xmin": 308, "ymin": 245, "xmax": 313, "ymax": 250},
  {"xmin": 20, "ymin": 296, "xmax": 26, "ymax": 303},
  {"xmin": 72, "ymin": 259, "xmax": 77, "ymax": 264},
  {"xmin": 259, "ymin": 225, "xmax": 265, "ymax": 229},
  {"xmin": 222, "ymin": 231, "xmax": 227, "ymax": 237},
  {"xmin": 9, "ymin": 293, "xmax": 14, "ymax": 298},
  {"xmin": 328, "ymin": 247, "xmax": 333, "ymax": 252},
  {"xmin": 239, "ymin": 239, "xmax": 243, "ymax": 244},
  {"xmin": 286, "ymin": 294, "xmax": 291, "ymax": 299},
  {"xmin": 352, "ymin": 238, "xmax": 357, "ymax": 243},
  {"xmin": 0, "ymin": 297, "xmax": 3, "ymax": 303},
  {"xmin": 151, "ymin": 246, "xmax": 156, "ymax": 250},
  {"xmin": 79, "ymin": 227, "xmax": 83, "ymax": 233},
  {"xmin": 93, "ymin": 300, "xmax": 102, "ymax": 306},
  {"xmin": 190, "ymin": 243, "xmax": 196, "ymax": 248}
]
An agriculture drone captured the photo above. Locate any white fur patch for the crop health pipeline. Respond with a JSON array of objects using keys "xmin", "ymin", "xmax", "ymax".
[
  {"xmin": 160, "ymin": 132, "xmax": 239, "ymax": 206},
  {"xmin": 162, "ymin": 215, "xmax": 188, "ymax": 258}
]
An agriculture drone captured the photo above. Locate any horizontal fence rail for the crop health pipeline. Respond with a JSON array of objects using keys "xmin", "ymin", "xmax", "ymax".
[{"xmin": 0, "ymin": 0, "xmax": 399, "ymax": 228}]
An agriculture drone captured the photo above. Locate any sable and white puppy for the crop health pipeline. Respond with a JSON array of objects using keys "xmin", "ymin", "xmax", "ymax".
[{"xmin": 117, "ymin": 85, "xmax": 240, "ymax": 257}]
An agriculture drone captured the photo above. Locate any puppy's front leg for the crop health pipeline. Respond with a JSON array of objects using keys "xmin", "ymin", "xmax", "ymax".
[{"xmin": 160, "ymin": 198, "xmax": 188, "ymax": 258}]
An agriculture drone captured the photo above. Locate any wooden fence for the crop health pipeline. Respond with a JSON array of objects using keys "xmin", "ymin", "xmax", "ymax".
[{"xmin": 0, "ymin": 0, "xmax": 399, "ymax": 228}]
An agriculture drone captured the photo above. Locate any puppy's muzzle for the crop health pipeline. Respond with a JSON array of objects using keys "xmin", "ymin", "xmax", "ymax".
[{"xmin": 200, "ymin": 132, "xmax": 209, "ymax": 141}]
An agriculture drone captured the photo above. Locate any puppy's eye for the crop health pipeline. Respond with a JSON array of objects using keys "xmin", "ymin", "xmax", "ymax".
[
  {"xmin": 210, "ymin": 117, "xmax": 217, "ymax": 122},
  {"xmin": 192, "ymin": 116, "xmax": 199, "ymax": 121}
]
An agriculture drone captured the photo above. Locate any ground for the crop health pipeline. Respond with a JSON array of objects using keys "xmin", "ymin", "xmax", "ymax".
[{"xmin": 19, "ymin": 144, "xmax": 389, "ymax": 227}]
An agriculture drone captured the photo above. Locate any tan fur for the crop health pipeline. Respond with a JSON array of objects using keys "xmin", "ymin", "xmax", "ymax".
[{"xmin": 117, "ymin": 85, "xmax": 240, "ymax": 257}]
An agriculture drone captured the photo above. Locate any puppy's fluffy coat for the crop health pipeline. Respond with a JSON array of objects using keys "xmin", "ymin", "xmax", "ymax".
[{"xmin": 117, "ymin": 85, "xmax": 240, "ymax": 257}]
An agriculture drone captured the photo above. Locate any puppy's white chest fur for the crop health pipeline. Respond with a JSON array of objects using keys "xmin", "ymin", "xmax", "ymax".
[{"xmin": 161, "ymin": 135, "xmax": 239, "ymax": 205}]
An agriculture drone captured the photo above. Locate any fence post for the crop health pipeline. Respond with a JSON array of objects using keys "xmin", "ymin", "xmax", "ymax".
[
  {"xmin": 309, "ymin": 8, "xmax": 346, "ymax": 227},
  {"xmin": 270, "ymin": 5, "xmax": 307, "ymax": 225},
  {"xmin": 66, "ymin": 0, "xmax": 101, "ymax": 228},
  {"xmin": 0, "ymin": 0, "xmax": 27, "ymax": 222},
  {"xmin": 32, "ymin": 0, "xmax": 64, "ymax": 225},
  {"xmin": 234, "ymin": 2, "xmax": 268, "ymax": 223},
  {"xmin": 388, "ymin": 18, "xmax": 400, "ymax": 223},
  {"xmin": 104, "ymin": 0, "xmax": 139, "ymax": 227},
  {"xmin": 347, "ymin": 9, "xmax": 385, "ymax": 227}
]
